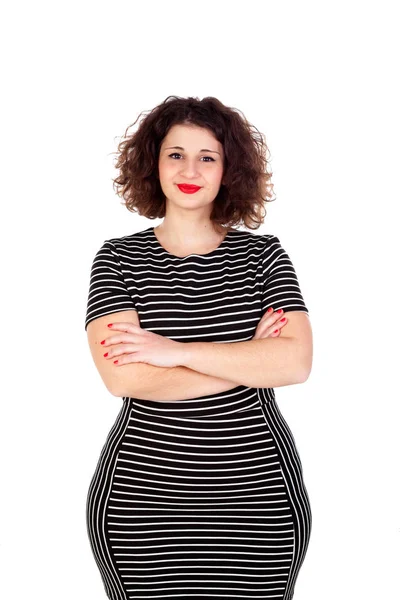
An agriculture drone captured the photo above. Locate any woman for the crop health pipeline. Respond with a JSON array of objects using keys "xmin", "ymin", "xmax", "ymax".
[{"xmin": 85, "ymin": 95, "xmax": 313, "ymax": 600}]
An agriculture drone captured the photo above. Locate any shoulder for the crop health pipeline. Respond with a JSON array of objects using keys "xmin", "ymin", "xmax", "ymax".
[
  {"xmin": 105, "ymin": 227, "xmax": 151, "ymax": 246},
  {"xmin": 102, "ymin": 227, "xmax": 153, "ymax": 255},
  {"xmin": 231, "ymin": 228, "xmax": 277, "ymax": 241},
  {"xmin": 229, "ymin": 231, "xmax": 286, "ymax": 267},
  {"xmin": 230, "ymin": 229, "xmax": 278, "ymax": 252}
]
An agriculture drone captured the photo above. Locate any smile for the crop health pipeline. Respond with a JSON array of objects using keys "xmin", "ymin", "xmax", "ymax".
[{"xmin": 177, "ymin": 184, "xmax": 202, "ymax": 194}]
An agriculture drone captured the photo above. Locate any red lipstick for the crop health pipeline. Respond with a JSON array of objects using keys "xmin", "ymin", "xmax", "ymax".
[{"xmin": 177, "ymin": 184, "xmax": 202, "ymax": 194}]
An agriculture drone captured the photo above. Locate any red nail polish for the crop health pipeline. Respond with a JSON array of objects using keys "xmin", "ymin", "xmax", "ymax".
[
  {"xmin": 101, "ymin": 340, "xmax": 105, "ymax": 345},
  {"xmin": 274, "ymin": 329, "xmax": 279, "ymax": 333},
  {"xmin": 113, "ymin": 360, "xmax": 118, "ymax": 364},
  {"xmin": 277, "ymin": 309, "xmax": 283, "ymax": 314},
  {"xmin": 107, "ymin": 324, "xmax": 113, "ymax": 328},
  {"xmin": 280, "ymin": 317, "xmax": 286, "ymax": 323},
  {"xmin": 103, "ymin": 353, "xmax": 108, "ymax": 357},
  {"xmin": 267, "ymin": 307, "xmax": 273, "ymax": 313}
]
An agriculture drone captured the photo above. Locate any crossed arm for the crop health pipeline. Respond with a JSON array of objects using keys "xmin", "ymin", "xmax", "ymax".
[{"xmin": 114, "ymin": 312, "xmax": 312, "ymax": 400}]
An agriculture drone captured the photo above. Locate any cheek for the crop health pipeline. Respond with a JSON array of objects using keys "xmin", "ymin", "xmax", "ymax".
[
  {"xmin": 159, "ymin": 162, "xmax": 176, "ymax": 178},
  {"xmin": 211, "ymin": 168, "xmax": 224, "ymax": 184}
]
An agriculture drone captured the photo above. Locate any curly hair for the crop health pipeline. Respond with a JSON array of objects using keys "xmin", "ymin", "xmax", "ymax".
[{"xmin": 111, "ymin": 95, "xmax": 276, "ymax": 231}]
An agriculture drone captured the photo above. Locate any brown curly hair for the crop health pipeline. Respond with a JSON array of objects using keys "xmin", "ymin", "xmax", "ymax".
[{"xmin": 111, "ymin": 95, "xmax": 276, "ymax": 231}]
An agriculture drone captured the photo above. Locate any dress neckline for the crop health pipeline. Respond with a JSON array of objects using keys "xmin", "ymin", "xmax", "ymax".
[{"xmin": 150, "ymin": 227, "xmax": 232, "ymax": 259}]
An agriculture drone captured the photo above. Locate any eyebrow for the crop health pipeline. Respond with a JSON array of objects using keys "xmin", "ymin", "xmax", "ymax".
[{"xmin": 164, "ymin": 145, "xmax": 221, "ymax": 155}]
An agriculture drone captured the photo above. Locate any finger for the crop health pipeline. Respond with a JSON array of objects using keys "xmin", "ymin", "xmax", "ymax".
[
  {"xmin": 101, "ymin": 333, "xmax": 137, "ymax": 346},
  {"xmin": 271, "ymin": 316, "xmax": 287, "ymax": 331},
  {"xmin": 270, "ymin": 327, "xmax": 281, "ymax": 336},
  {"xmin": 262, "ymin": 308, "xmax": 285, "ymax": 322},
  {"xmin": 106, "ymin": 322, "xmax": 141, "ymax": 333},
  {"xmin": 103, "ymin": 344, "xmax": 137, "ymax": 359},
  {"xmin": 112, "ymin": 352, "xmax": 144, "ymax": 366},
  {"xmin": 269, "ymin": 319, "xmax": 287, "ymax": 334}
]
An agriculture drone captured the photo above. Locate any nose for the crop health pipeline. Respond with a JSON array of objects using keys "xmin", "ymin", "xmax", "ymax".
[{"xmin": 179, "ymin": 158, "xmax": 201, "ymax": 178}]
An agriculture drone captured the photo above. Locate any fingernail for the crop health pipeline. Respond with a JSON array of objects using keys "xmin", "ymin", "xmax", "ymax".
[
  {"xmin": 280, "ymin": 318, "xmax": 286, "ymax": 323},
  {"xmin": 277, "ymin": 309, "xmax": 283, "ymax": 314},
  {"xmin": 103, "ymin": 353, "xmax": 108, "ymax": 357},
  {"xmin": 113, "ymin": 360, "xmax": 118, "ymax": 364},
  {"xmin": 101, "ymin": 340, "xmax": 105, "ymax": 345},
  {"xmin": 267, "ymin": 307, "xmax": 273, "ymax": 313},
  {"xmin": 107, "ymin": 324, "xmax": 113, "ymax": 328},
  {"xmin": 274, "ymin": 329, "xmax": 279, "ymax": 333}
]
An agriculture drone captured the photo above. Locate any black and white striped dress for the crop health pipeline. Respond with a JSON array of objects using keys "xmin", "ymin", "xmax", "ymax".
[{"xmin": 84, "ymin": 226, "xmax": 312, "ymax": 600}]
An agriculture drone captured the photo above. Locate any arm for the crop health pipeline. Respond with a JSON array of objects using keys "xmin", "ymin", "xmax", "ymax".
[
  {"xmin": 117, "ymin": 363, "xmax": 241, "ymax": 401},
  {"xmin": 119, "ymin": 311, "xmax": 312, "ymax": 399},
  {"xmin": 180, "ymin": 312, "xmax": 313, "ymax": 389},
  {"xmin": 87, "ymin": 310, "xmax": 241, "ymax": 400}
]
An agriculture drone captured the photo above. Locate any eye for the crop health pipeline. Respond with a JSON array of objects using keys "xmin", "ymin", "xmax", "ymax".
[{"xmin": 168, "ymin": 153, "xmax": 215, "ymax": 162}]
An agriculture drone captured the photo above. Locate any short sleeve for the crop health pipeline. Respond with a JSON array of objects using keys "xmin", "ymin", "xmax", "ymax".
[
  {"xmin": 262, "ymin": 234, "xmax": 309, "ymax": 316},
  {"xmin": 84, "ymin": 240, "xmax": 137, "ymax": 331}
]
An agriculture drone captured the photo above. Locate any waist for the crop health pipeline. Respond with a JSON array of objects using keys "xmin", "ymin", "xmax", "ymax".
[{"xmin": 123, "ymin": 385, "xmax": 265, "ymax": 420}]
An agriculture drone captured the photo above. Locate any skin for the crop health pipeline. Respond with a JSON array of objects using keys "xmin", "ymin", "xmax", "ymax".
[
  {"xmin": 154, "ymin": 123, "xmax": 232, "ymax": 256},
  {"xmin": 101, "ymin": 308, "xmax": 288, "ymax": 368}
]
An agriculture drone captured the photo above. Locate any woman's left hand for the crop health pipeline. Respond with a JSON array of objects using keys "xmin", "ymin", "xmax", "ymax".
[{"xmin": 101, "ymin": 322, "xmax": 187, "ymax": 368}]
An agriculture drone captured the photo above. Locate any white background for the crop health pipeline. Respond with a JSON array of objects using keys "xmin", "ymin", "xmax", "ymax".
[{"xmin": 1, "ymin": 1, "xmax": 399, "ymax": 598}]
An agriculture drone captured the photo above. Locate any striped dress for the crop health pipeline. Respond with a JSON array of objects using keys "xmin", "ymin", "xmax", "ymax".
[{"xmin": 84, "ymin": 226, "xmax": 312, "ymax": 600}]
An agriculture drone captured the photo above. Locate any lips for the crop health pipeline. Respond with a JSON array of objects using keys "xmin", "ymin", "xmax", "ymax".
[{"xmin": 177, "ymin": 184, "xmax": 202, "ymax": 194}]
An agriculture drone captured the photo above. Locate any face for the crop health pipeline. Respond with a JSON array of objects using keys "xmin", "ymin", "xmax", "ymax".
[{"xmin": 158, "ymin": 124, "xmax": 225, "ymax": 211}]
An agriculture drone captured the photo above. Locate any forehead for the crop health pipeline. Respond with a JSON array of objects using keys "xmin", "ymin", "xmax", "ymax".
[{"xmin": 161, "ymin": 124, "xmax": 222, "ymax": 151}]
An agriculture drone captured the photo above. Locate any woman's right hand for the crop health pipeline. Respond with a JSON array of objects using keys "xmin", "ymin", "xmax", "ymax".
[{"xmin": 252, "ymin": 308, "xmax": 287, "ymax": 340}]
